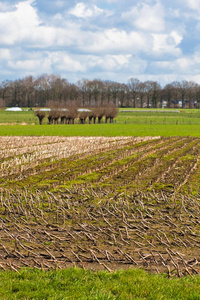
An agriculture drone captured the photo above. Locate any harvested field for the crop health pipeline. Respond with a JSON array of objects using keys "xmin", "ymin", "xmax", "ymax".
[{"xmin": 0, "ymin": 136, "xmax": 200, "ymax": 277}]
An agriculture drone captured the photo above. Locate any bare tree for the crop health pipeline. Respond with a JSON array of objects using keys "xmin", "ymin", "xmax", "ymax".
[
  {"xmin": 149, "ymin": 81, "xmax": 161, "ymax": 108},
  {"xmin": 0, "ymin": 98, "xmax": 5, "ymax": 108},
  {"xmin": 137, "ymin": 82, "xmax": 146, "ymax": 108},
  {"xmin": 174, "ymin": 81, "xmax": 187, "ymax": 108},
  {"xmin": 103, "ymin": 81, "xmax": 112, "ymax": 103},
  {"xmin": 79, "ymin": 110, "xmax": 90, "ymax": 124},
  {"xmin": 94, "ymin": 105, "xmax": 106, "ymax": 123},
  {"xmin": 21, "ymin": 76, "xmax": 36, "ymax": 107},
  {"xmin": 87, "ymin": 108, "xmax": 96, "ymax": 124},
  {"xmin": 185, "ymin": 81, "xmax": 197, "ymax": 108},
  {"xmin": 34, "ymin": 110, "xmax": 46, "ymax": 125},
  {"xmin": 163, "ymin": 84, "xmax": 174, "ymax": 108},
  {"xmin": 194, "ymin": 85, "xmax": 200, "ymax": 108},
  {"xmin": 66, "ymin": 102, "xmax": 78, "ymax": 124},
  {"xmin": 49, "ymin": 75, "xmax": 68, "ymax": 102},
  {"xmin": 77, "ymin": 79, "xmax": 88, "ymax": 106},
  {"xmin": 109, "ymin": 82, "xmax": 121, "ymax": 106},
  {"xmin": 2, "ymin": 73, "xmax": 200, "ymax": 111},
  {"xmin": 46, "ymin": 100, "xmax": 60, "ymax": 124},
  {"xmin": 118, "ymin": 83, "xmax": 129, "ymax": 107},
  {"xmin": 128, "ymin": 78, "xmax": 140, "ymax": 108},
  {"xmin": 59, "ymin": 101, "xmax": 68, "ymax": 124},
  {"xmin": 104, "ymin": 103, "xmax": 118, "ymax": 123}
]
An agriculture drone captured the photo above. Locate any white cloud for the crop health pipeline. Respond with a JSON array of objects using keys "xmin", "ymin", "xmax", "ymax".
[
  {"xmin": 170, "ymin": 31, "xmax": 183, "ymax": 45},
  {"xmin": 0, "ymin": 0, "xmax": 40, "ymax": 45},
  {"xmin": 50, "ymin": 52, "xmax": 86, "ymax": 72},
  {"xmin": 0, "ymin": 0, "xmax": 200, "ymax": 85},
  {"xmin": 184, "ymin": 0, "xmax": 200, "ymax": 11},
  {"xmin": 149, "ymin": 51, "xmax": 200, "ymax": 80},
  {"xmin": 78, "ymin": 28, "xmax": 151, "ymax": 55},
  {"xmin": 122, "ymin": 2, "xmax": 165, "ymax": 33},
  {"xmin": 152, "ymin": 31, "xmax": 182, "ymax": 57},
  {"xmin": 0, "ymin": 1, "xmax": 80, "ymax": 48},
  {"xmin": 69, "ymin": 2, "xmax": 103, "ymax": 18},
  {"xmin": 86, "ymin": 54, "xmax": 132, "ymax": 71},
  {"xmin": 175, "ymin": 53, "xmax": 200, "ymax": 74},
  {"xmin": 8, "ymin": 59, "xmax": 42, "ymax": 70},
  {"xmin": 0, "ymin": 48, "xmax": 11, "ymax": 60}
]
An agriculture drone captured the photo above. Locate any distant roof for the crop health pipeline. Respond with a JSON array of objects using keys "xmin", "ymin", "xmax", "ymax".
[
  {"xmin": 5, "ymin": 107, "xmax": 22, "ymax": 111},
  {"xmin": 36, "ymin": 108, "xmax": 51, "ymax": 111},
  {"xmin": 35, "ymin": 108, "xmax": 91, "ymax": 112},
  {"xmin": 35, "ymin": 108, "xmax": 68, "ymax": 112},
  {"xmin": 78, "ymin": 108, "xmax": 91, "ymax": 112}
]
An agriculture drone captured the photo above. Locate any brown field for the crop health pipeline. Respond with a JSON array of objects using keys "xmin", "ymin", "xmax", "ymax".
[{"xmin": 0, "ymin": 136, "xmax": 200, "ymax": 277}]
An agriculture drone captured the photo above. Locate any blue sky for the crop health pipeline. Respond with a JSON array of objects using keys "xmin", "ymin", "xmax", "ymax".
[{"xmin": 0, "ymin": 0, "xmax": 200, "ymax": 85}]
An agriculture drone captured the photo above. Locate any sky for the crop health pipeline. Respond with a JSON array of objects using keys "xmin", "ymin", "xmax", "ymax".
[{"xmin": 0, "ymin": 0, "xmax": 200, "ymax": 86}]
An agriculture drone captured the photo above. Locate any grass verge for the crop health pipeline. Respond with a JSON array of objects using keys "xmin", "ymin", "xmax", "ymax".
[
  {"xmin": 0, "ymin": 124, "xmax": 200, "ymax": 137},
  {"xmin": 0, "ymin": 268, "xmax": 200, "ymax": 300}
]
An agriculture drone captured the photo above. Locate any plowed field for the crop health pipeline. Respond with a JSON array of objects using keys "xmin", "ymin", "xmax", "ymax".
[{"xmin": 0, "ymin": 136, "xmax": 200, "ymax": 276}]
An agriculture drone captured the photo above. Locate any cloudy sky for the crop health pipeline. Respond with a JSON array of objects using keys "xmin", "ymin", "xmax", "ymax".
[{"xmin": 0, "ymin": 0, "xmax": 200, "ymax": 85}]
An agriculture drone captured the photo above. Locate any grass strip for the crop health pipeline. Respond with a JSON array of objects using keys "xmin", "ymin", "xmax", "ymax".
[
  {"xmin": 0, "ymin": 124, "xmax": 200, "ymax": 137},
  {"xmin": 0, "ymin": 268, "xmax": 199, "ymax": 300}
]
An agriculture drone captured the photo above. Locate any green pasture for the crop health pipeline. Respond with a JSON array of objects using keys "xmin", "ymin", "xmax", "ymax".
[
  {"xmin": 0, "ymin": 108, "xmax": 200, "ymax": 136},
  {"xmin": 0, "ymin": 123, "xmax": 200, "ymax": 137},
  {"xmin": 118, "ymin": 109, "xmax": 200, "ymax": 125},
  {"xmin": 1, "ymin": 108, "xmax": 200, "ymax": 126},
  {"xmin": 0, "ymin": 268, "xmax": 200, "ymax": 300},
  {"xmin": 0, "ymin": 110, "xmax": 37, "ymax": 124}
]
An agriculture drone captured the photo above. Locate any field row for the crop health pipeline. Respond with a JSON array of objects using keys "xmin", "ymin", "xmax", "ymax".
[
  {"xmin": 0, "ymin": 136, "xmax": 150, "ymax": 178},
  {"xmin": 0, "ymin": 136, "xmax": 199, "ymax": 194},
  {"xmin": 0, "ymin": 136, "xmax": 199, "ymax": 276},
  {"xmin": 0, "ymin": 188, "xmax": 200, "ymax": 276}
]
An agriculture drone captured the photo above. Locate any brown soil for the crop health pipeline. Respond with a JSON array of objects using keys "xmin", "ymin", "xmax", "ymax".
[{"xmin": 0, "ymin": 136, "xmax": 200, "ymax": 277}]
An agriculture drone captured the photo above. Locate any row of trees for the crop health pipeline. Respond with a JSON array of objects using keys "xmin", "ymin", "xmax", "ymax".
[
  {"xmin": 35, "ymin": 102, "xmax": 118, "ymax": 125},
  {"xmin": 0, "ymin": 74, "xmax": 200, "ymax": 109}
]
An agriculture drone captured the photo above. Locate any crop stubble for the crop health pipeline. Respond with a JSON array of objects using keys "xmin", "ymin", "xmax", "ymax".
[{"xmin": 0, "ymin": 136, "xmax": 200, "ymax": 276}]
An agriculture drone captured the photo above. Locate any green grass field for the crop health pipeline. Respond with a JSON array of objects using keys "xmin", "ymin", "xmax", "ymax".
[
  {"xmin": 1, "ymin": 108, "xmax": 200, "ymax": 125},
  {"xmin": 0, "ymin": 108, "xmax": 200, "ymax": 137},
  {"xmin": 0, "ymin": 110, "xmax": 38, "ymax": 124},
  {"xmin": 0, "ymin": 268, "xmax": 200, "ymax": 300},
  {"xmin": 0, "ymin": 123, "xmax": 200, "ymax": 137}
]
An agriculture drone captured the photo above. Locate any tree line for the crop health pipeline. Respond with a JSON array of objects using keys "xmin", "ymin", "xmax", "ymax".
[
  {"xmin": 0, "ymin": 74, "xmax": 200, "ymax": 109},
  {"xmin": 35, "ymin": 101, "xmax": 118, "ymax": 125}
]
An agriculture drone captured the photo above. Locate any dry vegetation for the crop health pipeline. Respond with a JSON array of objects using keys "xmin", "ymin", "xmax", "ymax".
[{"xmin": 0, "ymin": 136, "xmax": 200, "ymax": 277}]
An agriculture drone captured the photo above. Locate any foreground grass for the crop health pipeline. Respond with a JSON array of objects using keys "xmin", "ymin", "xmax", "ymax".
[
  {"xmin": 0, "ymin": 268, "xmax": 200, "ymax": 300},
  {"xmin": 0, "ymin": 123, "xmax": 200, "ymax": 137}
]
